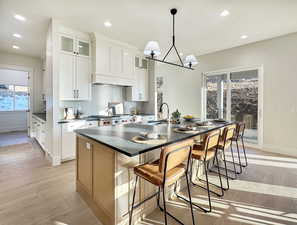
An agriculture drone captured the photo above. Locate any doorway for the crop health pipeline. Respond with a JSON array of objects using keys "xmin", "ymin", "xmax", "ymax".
[
  {"xmin": 0, "ymin": 67, "xmax": 31, "ymax": 146},
  {"xmin": 202, "ymin": 66, "xmax": 263, "ymax": 146}
]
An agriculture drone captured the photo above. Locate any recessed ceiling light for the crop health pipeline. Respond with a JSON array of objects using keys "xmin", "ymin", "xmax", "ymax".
[
  {"xmin": 12, "ymin": 45, "xmax": 20, "ymax": 49},
  {"xmin": 179, "ymin": 52, "xmax": 184, "ymax": 56},
  {"xmin": 14, "ymin": 14, "xmax": 26, "ymax": 21},
  {"xmin": 13, "ymin": 33, "xmax": 22, "ymax": 38},
  {"xmin": 220, "ymin": 10, "xmax": 230, "ymax": 17},
  {"xmin": 104, "ymin": 21, "xmax": 112, "ymax": 27},
  {"xmin": 241, "ymin": 35, "xmax": 248, "ymax": 39}
]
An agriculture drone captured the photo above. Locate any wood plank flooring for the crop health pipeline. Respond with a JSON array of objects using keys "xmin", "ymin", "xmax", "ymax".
[
  {"xmin": 0, "ymin": 132, "xmax": 296, "ymax": 225},
  {"xmin": 0, "ymin": 134, "xmax": 102, "ymax": 225}
]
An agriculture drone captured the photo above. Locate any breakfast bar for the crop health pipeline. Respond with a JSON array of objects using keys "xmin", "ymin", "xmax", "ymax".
[{"xmin": 74, "ymin": 122, "xmax": 231, "ymax": 225}]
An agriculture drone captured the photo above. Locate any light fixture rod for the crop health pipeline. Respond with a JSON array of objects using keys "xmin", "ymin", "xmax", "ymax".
[
  {"xmin": 145, "ymin": 8, "xmax": 195, "ymax": 70},
  {"xmin": 146, "ymin": 57, "xmax": 194, "ymax": 70}
]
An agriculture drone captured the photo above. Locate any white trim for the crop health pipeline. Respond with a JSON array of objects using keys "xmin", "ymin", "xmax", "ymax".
[
  {"xmin": 202, "ymin": 65, "xmax": 264, "ymax": 148},
  {"xmin": 0, "ymin": 64, "xmax": 33, "ymax": 136}
]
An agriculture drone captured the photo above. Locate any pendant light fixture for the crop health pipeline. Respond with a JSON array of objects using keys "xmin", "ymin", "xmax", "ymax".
[{"xmin": 144, "ymin": 8, "xmax": 198, "ymax": 70}]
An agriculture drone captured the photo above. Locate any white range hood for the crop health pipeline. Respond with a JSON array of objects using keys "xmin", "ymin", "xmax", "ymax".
[{"xmin": 91, "ymin": 33, "xmax": 138, "ymax": 86}]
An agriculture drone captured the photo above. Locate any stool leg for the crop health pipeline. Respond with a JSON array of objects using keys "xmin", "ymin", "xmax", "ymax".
[
  {"xmin": 215, "ymin": 152, "xmax": 224, "ymax": 196},
  {"xmin": 241, "ymin": 136, "xmax": 248, "ymax": 167},
  {"xmin": 236, "ymin": 140, "xmax": 243, "ymax": 174},
  {"xmin": 162, "ymin": 185, "xmax": 168, "ymax": 225},
  {"xmin": 204, "ymin": 160, "xmax": 212, "ymax": 212},
  {"xmin": 185, "ymin": 172, "xmax": 196, "ymax": 225},
  {"xmin": 230, "ymin": 144, "xmax": 238, "ymax": 179},
  {"xmin": 129, "ymin": 176, "xmax": 138, "ymax": 225},
  {"xmin": 222, "ymin": 150, "xmax": 230, "ymax": 190}
]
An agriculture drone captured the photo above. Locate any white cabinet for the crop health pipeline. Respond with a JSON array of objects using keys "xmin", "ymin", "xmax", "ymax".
[
  {"xmin": 61, "ymin": 120, "xmax": 98, "ymax": 161},
  {"xmin": 92, "ymin": 34, "xmax": 136, "ymax": 86},
  {"xmin": 31, "ymin": 115, "xmax": 47, "ymax": 152},
  {"xmin": 127, "ymin": 67, "xmax": 149, "ymax": 102},
  {"xmin": 59, "ymin": 34, "xmax": 91, "ymax": 100},
  {"xmin": 122, "ymin": 50, "xmax": 135, "ymax": 79}
]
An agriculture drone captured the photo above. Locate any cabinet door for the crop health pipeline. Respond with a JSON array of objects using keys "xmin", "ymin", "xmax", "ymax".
[
  {"xmin": 60, "ymin": 53, "xmax": 75, "ymax": 100},
  {"xmin": 76, "ymin": 56, "xmax": 90, "ymax": 100},
  {"xmin": 110, "ymin": 45, "xmax": 123, "ymax": 75},
  {"xmin": 61, "ymin": 126, "xmax": 76, "ymax": 160},
  {"xmin": 138, "ymin": 69, "xmax": 148, "ymax": 101},
  {"xmin": 77, "ymin": 40, "xmax": 90, "ymax": 57},
  {"xmin": 96, "ymin": 40, "xmax": 110, "ymax": 75},
  {"xmin": 77, "ymin": 137, "xmax": 93, "ymax": 195},
  {"xmin": 61, "ymin": 35, "xmax": 75, "ymax": 54},
  {"xmin": 122, "ymin": 50, "xmax": 134, "ymax": 79}
]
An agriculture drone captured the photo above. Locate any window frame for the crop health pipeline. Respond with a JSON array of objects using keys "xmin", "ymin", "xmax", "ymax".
[{"xmin": 0, "ymin": 84, "xmax": 29, "ymax": 112}]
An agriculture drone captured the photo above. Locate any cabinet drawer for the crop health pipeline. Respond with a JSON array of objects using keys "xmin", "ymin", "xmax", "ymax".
[{"xmin": 62, "ymin": 121, "xmax": 86, "ymax": 132}]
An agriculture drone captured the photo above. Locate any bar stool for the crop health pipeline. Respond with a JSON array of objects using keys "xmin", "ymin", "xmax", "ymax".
[
  {"xmin": 175, "ymin": 129, "xmax": 223, "ymax": 213},
  {"xmin": 212, "ymin": 124, "xmax": 237, "ymax": 190},
  {"xmin": 129, "ymin": 139, "xmax": 195, "ymax": 225},
  {"xmin": 233, "ymin": 122, "xmax": 248, "ymax": 169}
]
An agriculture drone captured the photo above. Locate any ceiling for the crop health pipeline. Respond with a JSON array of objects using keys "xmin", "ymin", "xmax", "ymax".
[{"xmin": 1, "ymin": 0, "xmax": 297, "ymax": 59}]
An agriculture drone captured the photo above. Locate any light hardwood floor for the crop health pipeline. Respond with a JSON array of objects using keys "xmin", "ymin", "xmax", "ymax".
[{"xmin": 0, "ymin": 133, "xmax": 296, "ymax": 225}]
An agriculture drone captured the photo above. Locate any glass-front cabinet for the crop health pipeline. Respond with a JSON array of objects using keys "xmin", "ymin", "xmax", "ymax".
[
  {"xmin": 61, "ymin": 36, "xmax": 74, "ymax": 53},
  {"xmin": 60, "ymin": 35, "xmax": 90, "ymax": 57},
  {"xmin": 78, "ymin": 40, "xmax": 90, "ymax": 57}
]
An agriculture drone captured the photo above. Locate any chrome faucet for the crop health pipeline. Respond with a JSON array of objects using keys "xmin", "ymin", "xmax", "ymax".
[{"xmin": 159, "ymin": 102, "xmax": 170, "ymax": 121}]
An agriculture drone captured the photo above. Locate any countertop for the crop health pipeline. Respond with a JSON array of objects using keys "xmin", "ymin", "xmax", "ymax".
[
  {"xmin": 58, "ymin": 114, "xmax": 155, "ymax": 124},
  {"xmin": 33, "ymin": 113, "xmax": 46, "ymax": 121},
  {"xmin": 75, "ymin": 122, "xmax": 232, "ymax": 157}
]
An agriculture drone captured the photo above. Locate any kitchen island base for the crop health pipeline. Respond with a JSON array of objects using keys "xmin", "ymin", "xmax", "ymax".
[{"xmin": 76, "ymin": 135, "xmax": 159, "ymax": 225}]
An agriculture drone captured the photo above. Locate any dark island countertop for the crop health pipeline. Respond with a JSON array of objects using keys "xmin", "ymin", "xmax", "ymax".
[
  {"xmin": 75, "ymin": 122, "xmax": 232, "ymax": 157},
  {"xmin": 33, "ymin": 113, "xmax": 46, "ymax": 121}
]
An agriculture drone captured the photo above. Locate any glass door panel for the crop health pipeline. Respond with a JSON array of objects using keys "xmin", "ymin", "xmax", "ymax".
[
  {"xmin": 61, "ymin": 36, "xmax": 74, "ymax": 53},
  {"xmin": 205, "ymin": 74, "xmax": 227, "ymax": 119},
  {"xmin": 230, "ymin": 70, "xmax": 258, "ymax": 144},
  {"xmin": 78, "ymin": 41, "xmax": 90, "ymax": 56}
]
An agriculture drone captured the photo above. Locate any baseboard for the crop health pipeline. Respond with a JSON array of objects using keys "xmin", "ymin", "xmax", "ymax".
[
  {"xmin": 0, "ymin": 128, "xmax": 27, "ymax": 133},
  {"xmin": 261, "ymin": 144, "xmax": 297, "ymax": 158}
]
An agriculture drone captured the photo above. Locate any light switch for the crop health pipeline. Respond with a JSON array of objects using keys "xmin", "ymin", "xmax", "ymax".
[{"xmin": 86, "ymin": 142, "xmax": 91, "ymax": 150}]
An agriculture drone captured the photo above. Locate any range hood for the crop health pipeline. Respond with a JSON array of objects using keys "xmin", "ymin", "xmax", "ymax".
[{"xmin": 91, "ymin": 33, "xmax": 138, "ymax": 87}]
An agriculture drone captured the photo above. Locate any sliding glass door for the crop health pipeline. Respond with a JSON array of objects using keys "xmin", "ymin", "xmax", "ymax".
[
  {"xmin": 205, "ymin": 74, "xmax": 227, "ymax": 120},
  {"xmin": 203, "ymin": 68, "xmax": 262, "ymax": 145}
]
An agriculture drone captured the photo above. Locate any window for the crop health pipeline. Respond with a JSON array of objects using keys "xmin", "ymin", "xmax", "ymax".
[{"xmin": 0, "ymin": 84, "xmax": 29, "ymax": 111}]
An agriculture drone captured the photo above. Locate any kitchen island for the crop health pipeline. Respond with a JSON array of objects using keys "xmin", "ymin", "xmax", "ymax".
[{"xmin": 74, "ymin": 122, "xmax": 231, "ymax": 225}]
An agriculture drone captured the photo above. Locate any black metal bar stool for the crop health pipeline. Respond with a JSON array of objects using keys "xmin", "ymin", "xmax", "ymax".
[
  {"xmin": 212, "ymin": 124, "xmax": 237, "ymax": 189},
  {"xmin": 233, "ymin": 122, "xmax": 248, "ymax": 169},
  {"xmin": 221, "ymin": 122, "xmax": 248, "ymax": 175},
  {"xmin": 174, "ymin": 129, "xmax": 224, "ymax": 213},
  {"xmin": 129, "ymin": 139, "xmax": 195, "ymax": 225}
]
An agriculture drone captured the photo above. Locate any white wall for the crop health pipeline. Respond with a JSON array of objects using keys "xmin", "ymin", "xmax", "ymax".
[
  {"xmin": 0, "ymin": 112, "xmax": 27, "ymax": 133},
  {"xmin": 161, "ymin": 32, "xmax": 297, "ymax": 157},
  {"xmin": 0, "ymin": 51, "xmax": 43, "ymax": 112},
  {"xmin": 155, "ymin": 63, "xmax": 201, "ymax": 117}
]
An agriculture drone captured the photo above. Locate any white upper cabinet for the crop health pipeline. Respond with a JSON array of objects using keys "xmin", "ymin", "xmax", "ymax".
[
  {"xmin": 76, "ymin": 56, "xmax": 90, "ymax": 100},
  {"xmin": 122, "ymin": 50, "xmax": 135, "ymax": 79},
  {"xmin": 77, "ymin": 40, "xmax": 90, "ymax": 57},
  {"xmin": 92, "ymin": 33, "xmax": 136, "ymax": 86},
  {"xmin": 60, "ymin": 52, "xmax": 76, "ymax": 100},
  {"xmin": 126, "ymin": 57, "xmax": 149, "ymax": 102},
  {"xmin": 59, "ymin": 33, "xmax": 91, "ymax": 101}
]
